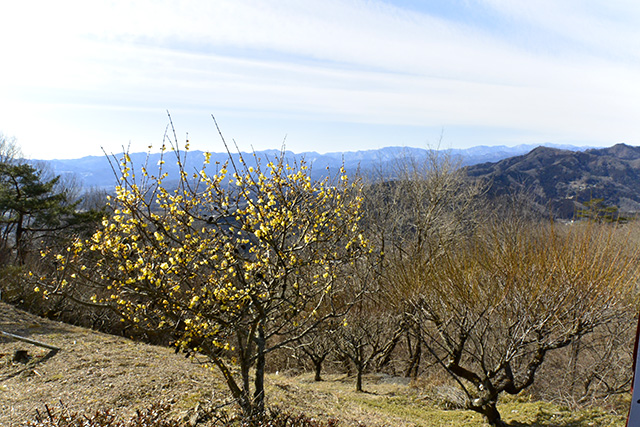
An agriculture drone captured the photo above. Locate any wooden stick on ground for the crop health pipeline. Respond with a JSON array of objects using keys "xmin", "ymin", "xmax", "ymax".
[{"xmin": 1, "ymin": 330, "xmax": 61, "ymax": 352}]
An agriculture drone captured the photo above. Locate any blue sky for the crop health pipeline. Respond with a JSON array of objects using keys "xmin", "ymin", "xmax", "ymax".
[{"xmin": 0, "ymin": 0, "xmax": 639, "ymax": 159}]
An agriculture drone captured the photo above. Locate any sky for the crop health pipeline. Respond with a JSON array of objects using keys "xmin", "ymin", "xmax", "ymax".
[{"xmin": 0, "ymin": 0, "xmax": 639, "ymax": 160}]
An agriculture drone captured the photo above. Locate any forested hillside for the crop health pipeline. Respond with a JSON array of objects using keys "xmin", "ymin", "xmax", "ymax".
[{"xmin": 466, "ymin": 143, "xmax": 640, "ymax": 218}]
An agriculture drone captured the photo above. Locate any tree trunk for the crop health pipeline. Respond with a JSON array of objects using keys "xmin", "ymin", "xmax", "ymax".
[
  {"xmin": 375, "ymin": 326, "xmax": 403, "ymax": 372},
  {"xmin": 471, "ymin": 400, "xmax": 506, "ymax": 427},
  {"xmin": 482, "ymin": 404, "xmax": 506, "ymax": 427},
  {"xmin": 313, "ymin": 355, "xmax": 326, "ymax": 381},
  {"xmin": 237, "ymin": 333, "xmax": 252, "ymax": 417},
  {"xmin": 356, "ymin": 367, "xmax": 364, "ymax": 392},
  {"xmin": 339, "ymin": 354, "xmax": 352, "ymax": 376},
  {"xmin": 15, "ymin": 212, "xmax": 24, "ymax": 264},
  {"xmin": 405, "ymin": 338, "xmax": 421, "ymax": 378},
  {"xmin": 253, "ymin": 324, "xmax": 266, "ymax": 416},
  {"xmin": 569, "ymin": 336, "xmax": 581, "ymax": 395},
  {"xmin": 212, "ymin": 356, "xmax": 251, "ymax": 417}
]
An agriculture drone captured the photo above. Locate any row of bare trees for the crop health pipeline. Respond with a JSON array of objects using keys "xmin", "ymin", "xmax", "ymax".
[{"xmin": 290, "ymin": 151, "xmax": 639, "ymax": 426}]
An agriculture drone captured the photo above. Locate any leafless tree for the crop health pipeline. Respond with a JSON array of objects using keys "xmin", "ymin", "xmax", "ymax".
[
  {"xmin": 0, "ymin": 133, "xmax": 21, "ymax": 165},
  {"xmin": 333, "ymin": 297, "xmax": 402, "ymax": 392},
  {"xmin": 396, "ymin": 218, "xmax": 638, "ymax": 426}
]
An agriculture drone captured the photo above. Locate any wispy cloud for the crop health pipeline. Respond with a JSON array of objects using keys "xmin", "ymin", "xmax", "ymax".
[
  {"xmin": 0, "ymin": 0, "xmax": 638, "ymax": 158},
  {"xmin": 480, "ymin": 1, "xmax": 640, "ymax": 60}
]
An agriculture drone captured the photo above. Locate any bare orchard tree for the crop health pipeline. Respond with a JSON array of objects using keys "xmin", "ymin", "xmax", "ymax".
[
  {"xmin": 532, "ymin": 307, "xmax": 636, "ymax": 407},
  {"xmin": 295, "ymin": 319, "xmax": 339, "ymax": 382},
  {"xmin": 382, "ymin": 149, "xmax": 485, "ymax": 256},
  {"xmin": 333, "ymin": 296, "xmax": 403, "ymax": 392},
  {"xmin": 395, "ymin": 218, "xmax": 638, "ymax": 427},
  {"xmin": 362, "ymin": 149, "xmax": 486, "ymax": 380}
]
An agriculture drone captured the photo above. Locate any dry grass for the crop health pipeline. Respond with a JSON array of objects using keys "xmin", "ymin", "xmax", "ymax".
[
  {"xmin": 265, "ymin": 371, "xmax": 627, "ymax": 427},
  {"xmin": 0, "ymin": 302, "xmax": 630, "ymax": 426},
  {"xmin": 0, "ymin": 302, "xmax": 225, "ymax": 425}
]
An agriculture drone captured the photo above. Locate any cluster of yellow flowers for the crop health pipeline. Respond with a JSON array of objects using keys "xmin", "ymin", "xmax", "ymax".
[{"xmin": 46, "ymin": 149, "xmax": 367, "ymax": 357}]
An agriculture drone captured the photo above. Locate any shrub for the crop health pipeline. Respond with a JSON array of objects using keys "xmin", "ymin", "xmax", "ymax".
[
  {"xmin": 24, "ymin": 403, "xmax": 347, "ymax": 427},
  {"xmin": 24, "ymin": 403, "xmax": 181, "ymax": 427}
]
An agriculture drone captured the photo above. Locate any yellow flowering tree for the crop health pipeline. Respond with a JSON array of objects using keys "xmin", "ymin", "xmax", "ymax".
[{"xmin": 41, "ymin": 140, "xmax": 366, "ymax": 416}]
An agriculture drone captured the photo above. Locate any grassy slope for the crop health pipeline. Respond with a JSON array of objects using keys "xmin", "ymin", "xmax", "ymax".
[
  {"xmin": 265, "ymin": 372, "xmax": 626, "ymax": 427},
  {"xmin": 0, "ymin": 302, "xmax": 629, "ymax": 426}
]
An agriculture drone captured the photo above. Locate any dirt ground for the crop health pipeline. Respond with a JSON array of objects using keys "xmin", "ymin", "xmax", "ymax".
[{"xmin": 0, "ymin": 302, "xmax": 226, "ymax": 425}]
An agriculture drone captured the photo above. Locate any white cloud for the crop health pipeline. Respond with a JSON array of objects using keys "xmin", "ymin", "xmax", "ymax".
[{"xmin": 0, "ymin": 0, "xmax": 639, "ymax": 158}]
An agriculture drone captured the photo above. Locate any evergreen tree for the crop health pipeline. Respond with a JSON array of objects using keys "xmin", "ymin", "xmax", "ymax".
[
  {"xmin": 0, "ymin": 162, "xmax": 104, "ymax": 265},
  {"xmin": 576, "ymin": 198, "xmax": 625, "ymax": 223}
]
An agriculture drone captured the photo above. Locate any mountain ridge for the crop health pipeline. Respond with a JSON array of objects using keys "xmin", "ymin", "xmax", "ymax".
[
  {"xmin": 465, "ymin": 143, "xmax": 640, "ymax": 218},
  {"xmin": 34, "ymin": 143, "xmax": 597, "ymax": 190}
]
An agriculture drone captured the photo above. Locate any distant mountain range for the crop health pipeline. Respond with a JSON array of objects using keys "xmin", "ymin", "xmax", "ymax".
[
  {"xmin": 466, "ymin": 143, "xmax": 640, "ymax": 218},
  {"xmin": 34, "ymin": 143, "xmax": 594, "ymax": 190},
  {"xmin": 33, "ymin": 142, "xmax": 640, "ymax": 218}
]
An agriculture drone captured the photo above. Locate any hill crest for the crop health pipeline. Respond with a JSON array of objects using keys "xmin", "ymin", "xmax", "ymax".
[{"xmin": 466, "ymin": 143, "xmax": 640, "ymax": 218}]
